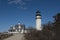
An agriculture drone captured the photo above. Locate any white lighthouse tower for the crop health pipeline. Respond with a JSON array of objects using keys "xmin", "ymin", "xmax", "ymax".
[{"xmin": 36, "ymin": 10, "xmax": 42, "ymax": 30}]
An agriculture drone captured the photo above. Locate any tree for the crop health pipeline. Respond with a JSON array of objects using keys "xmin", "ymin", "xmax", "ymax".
[
  {"xmin": 24, "ymin": 26, "xmax": 54, "ymax": 40},
  {"xmin": 53, "ymin": 13, "xmax": 60, "ymax": 40},
  {"xmin": 42, "ymin": 22, "xmax": 55, "ymax": 40}
]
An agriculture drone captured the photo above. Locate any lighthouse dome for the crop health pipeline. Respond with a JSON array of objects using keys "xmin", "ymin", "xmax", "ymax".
[{"xmin": 36, "ymin": 10, "xmax": 41, "ymax": 16}]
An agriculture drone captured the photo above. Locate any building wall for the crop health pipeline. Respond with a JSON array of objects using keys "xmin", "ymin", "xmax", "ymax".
[{"xmin": 36, "ymin": 16, "xmax": 42, "ymax": 30}]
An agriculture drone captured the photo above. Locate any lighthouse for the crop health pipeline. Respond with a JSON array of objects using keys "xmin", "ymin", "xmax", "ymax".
[{"xmin": 36, "ymin": 10, "xmax": 42, "ymax": 30}]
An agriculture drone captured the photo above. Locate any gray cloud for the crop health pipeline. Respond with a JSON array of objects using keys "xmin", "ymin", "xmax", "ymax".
[
  {"xmin": 8, "ymin": 0, "xmax": 26, "ymax": 5},
  {"xmin": 8, "ymin": 0, "xmax": 31, "ymax": 10},
  {"xmin": 21, "ymin": 7, "xmax": 27, "ymax": 10},
  {"xmin": 17, "ymin": 6, "xmax": 28, "ymax": 10}
]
